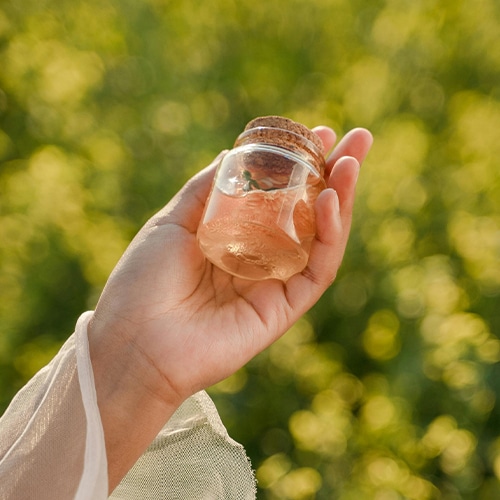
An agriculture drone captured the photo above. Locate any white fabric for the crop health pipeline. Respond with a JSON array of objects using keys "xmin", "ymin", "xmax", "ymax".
[
  {"xmin": 74, "ymin": 311, "xmax": 108, "ymax": 499},
  {"xmin": 0, "ymin": 312, "xmax": 256, "ymax": 499}
]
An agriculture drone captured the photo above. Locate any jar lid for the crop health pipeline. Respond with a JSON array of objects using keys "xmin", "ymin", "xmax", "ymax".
[
  {"xmin": 244, "ymin": 116, "xmax": 323, "ymax": 150},
  {"xmin": 235, "ymin": 116, "xmax": 325, "ymax": 174}
]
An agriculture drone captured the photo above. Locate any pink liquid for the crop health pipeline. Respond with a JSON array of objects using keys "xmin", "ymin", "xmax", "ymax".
[{"xmin": 198, "ymin": 186, "xmax": 315, "ymax": 281}]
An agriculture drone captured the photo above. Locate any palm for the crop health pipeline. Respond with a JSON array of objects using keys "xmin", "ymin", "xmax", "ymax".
[{"xmin": 108, "ymin": 216, "xmax": 291, "ymax": 396}]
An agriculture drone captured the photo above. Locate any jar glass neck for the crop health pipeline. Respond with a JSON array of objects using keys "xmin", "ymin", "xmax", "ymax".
[{"xmin": 231, "ymin": 143, "xmax": 321, "ymax": 178}]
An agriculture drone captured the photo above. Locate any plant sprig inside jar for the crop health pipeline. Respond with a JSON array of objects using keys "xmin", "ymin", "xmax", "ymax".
[{"xmin": 242, "ymin": 169, "xmax": 279, "ymax": 192}]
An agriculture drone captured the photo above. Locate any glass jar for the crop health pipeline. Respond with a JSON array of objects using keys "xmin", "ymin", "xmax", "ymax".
[{"xmin": 197, "ymin": 116, "xmax": 327, "ymax": 281}]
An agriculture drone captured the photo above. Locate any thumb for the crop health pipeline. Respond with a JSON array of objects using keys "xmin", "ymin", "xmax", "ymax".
[{"xmin": 148, "ymin": 150, "xmax": 227, "ymax": 232}]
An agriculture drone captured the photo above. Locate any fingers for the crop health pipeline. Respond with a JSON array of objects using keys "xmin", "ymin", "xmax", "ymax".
[
  {"xmin": 312, "ymin": 126, "xmax": 337, "ymax": 155},
  {"xmin": 325, "ymin": 127, "xmax": 373, "ymax": 176},
  {"xmin": 284, "ymin": 187, "xmax": 343, "ymax": 312},
  {"xmin": 305, "ymin": 156, "xmax": 360, "ymax": 284},
  {"xmin": 284, "ymin": 148, "xmax": 365, "ymax": 314}
]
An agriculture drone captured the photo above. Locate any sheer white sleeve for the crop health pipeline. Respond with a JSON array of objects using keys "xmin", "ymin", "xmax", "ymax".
[{"xmin": 0, "ymin": 312, "xmax": 256, "ymax": 499}]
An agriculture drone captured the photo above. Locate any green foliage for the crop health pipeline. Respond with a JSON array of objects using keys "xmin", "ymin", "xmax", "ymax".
[{"xmin": 2, "ymin": 0, "xmax": 500, "ymax": 497}]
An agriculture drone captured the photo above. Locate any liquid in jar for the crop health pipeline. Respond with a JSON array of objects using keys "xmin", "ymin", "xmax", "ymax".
[{"xmin": 197, "ymin": 116, "xmax": 326, "ymax": 281}]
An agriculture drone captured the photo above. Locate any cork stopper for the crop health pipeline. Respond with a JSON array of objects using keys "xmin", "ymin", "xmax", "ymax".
[
  {"xmin": 234, "ymin": 115, "xmax": 325, "ymax": 175},
  {"xmin": 244, "ymin": 116, "xmax": 323, "ymax": 151}
]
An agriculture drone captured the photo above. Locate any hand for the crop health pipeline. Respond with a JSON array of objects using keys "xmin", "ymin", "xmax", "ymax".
[{"xmin": 87, "ymin": 125, "xmax": 373, "ymax": 490}]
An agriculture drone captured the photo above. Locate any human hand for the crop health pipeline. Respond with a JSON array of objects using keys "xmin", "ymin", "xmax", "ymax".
[{"xmin": 88, "ymin": 125, "xmax": 372, "ymax": 489}]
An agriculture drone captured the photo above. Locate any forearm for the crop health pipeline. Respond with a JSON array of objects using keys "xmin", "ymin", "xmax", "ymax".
[{"xmin": 87, "ymin": 316, "xmax": 183, "ymax": 493}]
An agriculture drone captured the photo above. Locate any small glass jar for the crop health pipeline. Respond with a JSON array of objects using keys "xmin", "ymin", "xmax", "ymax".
[{"xmin": 197, "ymin": 116, "xmax": 327, "ymax": 281}]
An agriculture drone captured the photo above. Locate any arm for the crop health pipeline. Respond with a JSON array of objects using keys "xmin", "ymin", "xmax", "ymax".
[{"xmin": 87, "ymin": 126, "xmax": 373, "ymax": 492}]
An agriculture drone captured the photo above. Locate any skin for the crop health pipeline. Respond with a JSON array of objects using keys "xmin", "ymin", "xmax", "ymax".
[{"xmin": 87, "ymin": 125, "xmax": 373, "ymax": 492}]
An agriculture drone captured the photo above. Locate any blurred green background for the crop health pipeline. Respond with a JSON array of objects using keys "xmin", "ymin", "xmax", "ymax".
[{"xmin": 1, "ymin": 0, "xmax": 500, "ymax": 498}]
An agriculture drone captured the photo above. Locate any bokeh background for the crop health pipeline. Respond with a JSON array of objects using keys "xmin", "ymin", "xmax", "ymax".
[{"xmin": 1, "ymin": 0, "xmax": 500, "ymax": 498}]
